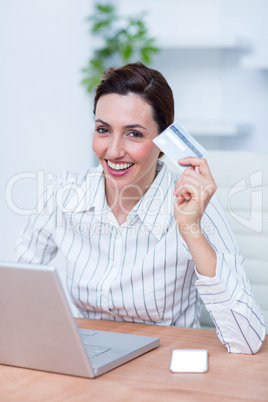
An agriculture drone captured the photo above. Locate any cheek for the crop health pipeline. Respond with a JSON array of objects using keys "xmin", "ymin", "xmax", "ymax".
[
  {"xmin": 134, "ymin": 143, "xmax": 159, "ymax": 160},
  {"xmin": 92, "ymin": 135, "xmax": 103, "ymax": 156}
]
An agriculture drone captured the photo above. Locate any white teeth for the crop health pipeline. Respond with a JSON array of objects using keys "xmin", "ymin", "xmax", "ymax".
[{"xmin": 107, "ymin": 161, "xmax": 133, "ymax": 171}]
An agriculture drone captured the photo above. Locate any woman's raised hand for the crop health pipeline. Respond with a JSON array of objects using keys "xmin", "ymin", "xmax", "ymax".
[{"xmin": 173, "ymin": 157, "xmax": 217, "ymax": 240}]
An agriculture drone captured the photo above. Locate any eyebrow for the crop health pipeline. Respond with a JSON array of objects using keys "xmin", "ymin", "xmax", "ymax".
[{"xmin": 95, "ymin": 119, "xmax": 147, "ymax": 130}]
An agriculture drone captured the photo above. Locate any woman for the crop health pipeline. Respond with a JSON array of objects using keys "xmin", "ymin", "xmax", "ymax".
[{"xmin": 12, "ymin": 62, "xmax": 265, "ymax": 353}]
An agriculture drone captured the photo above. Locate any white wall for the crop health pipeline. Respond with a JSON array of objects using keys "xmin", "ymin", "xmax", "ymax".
[
  {"xmin": 221, "ymin": 0, "xmax": 268, "ymax": 151},
  {"xmin": 1, "ymin": 0, "xmax": 268, "ymax": 276},
  {"xmin": 117, "ymin": 0, "xmax": 268, "ymax": 151},
  {"xmin": 0, "ymin": 0, "xmax": 95, "ymax": 261}
]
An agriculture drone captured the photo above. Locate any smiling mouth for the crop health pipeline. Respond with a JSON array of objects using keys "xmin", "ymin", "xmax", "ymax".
[{"xmin": 106, "ymin": 160, "xmax": 134, "ymax": 171}]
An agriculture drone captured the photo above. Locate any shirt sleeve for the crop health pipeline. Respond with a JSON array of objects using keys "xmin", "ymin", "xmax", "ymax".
[
  {"xmin": 10, "ymin": 182, "xmax": 58, "ymax": 265},
  {"xmin": 10, "ymin": 170, "xmax": 84, "ymax": 265},
  {"xmin": 194, "ymin": 196, "xmax": 266, "ymax": 354}
]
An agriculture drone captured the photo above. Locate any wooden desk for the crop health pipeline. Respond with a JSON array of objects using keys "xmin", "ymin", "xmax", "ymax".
[{"xmin": 0, "ymin": 319, "xmax": 267, "ymax": 402}]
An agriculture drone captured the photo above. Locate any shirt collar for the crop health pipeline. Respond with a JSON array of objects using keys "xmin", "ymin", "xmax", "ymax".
[
  {"xmin": 63, "ymin": 162, "xmax": 178, "ymax": 240},
  {"xmin": 62, "ymin": 165, "xmax": 105, "ymax": 214},
  {"xmin": 129, "ymin": 161, "xmax": 176, "ymax": 240}
]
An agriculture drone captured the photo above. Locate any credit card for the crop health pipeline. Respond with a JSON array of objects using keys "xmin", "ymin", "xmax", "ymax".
[{"xmin": 153, "ymin": 121, "xmax": 207, "ymax": 171}]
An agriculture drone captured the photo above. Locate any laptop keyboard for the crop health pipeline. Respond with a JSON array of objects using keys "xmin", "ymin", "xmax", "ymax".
[
  {"xmin": 78, "ymin": 328, "xmax": 111, "ymax": 358},
  {"xmin": 78, "ymin": 328, "xmax": 98, "ymax": 336},
  {"xmin": 84, "ymin": 344, "xmax": 111, "ymax": 359}
]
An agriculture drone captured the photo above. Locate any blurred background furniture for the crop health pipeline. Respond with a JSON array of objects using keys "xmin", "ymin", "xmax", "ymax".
[
  {"xmin": 201, "ymin": 151, "xmax": 268, "ymax": 332},
  {"xmin": 163, "ymin": 151, "xmax": 268, "ymax": 332}
]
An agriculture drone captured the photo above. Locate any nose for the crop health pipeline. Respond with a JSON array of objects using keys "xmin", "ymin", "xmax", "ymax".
[{"xmin": 107, "ymin": 134, "xmax": 125, "ymax": 160}]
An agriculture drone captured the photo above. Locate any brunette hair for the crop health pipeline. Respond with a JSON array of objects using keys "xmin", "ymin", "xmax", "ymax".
[{"xmin": 93, "ymin": 62, "xmax": 174, "ymax": 134}]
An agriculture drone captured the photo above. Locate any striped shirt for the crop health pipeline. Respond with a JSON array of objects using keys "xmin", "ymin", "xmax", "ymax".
[{"xmin": 12, "ymin": 161, "xmax": 265, "ymax": 354}]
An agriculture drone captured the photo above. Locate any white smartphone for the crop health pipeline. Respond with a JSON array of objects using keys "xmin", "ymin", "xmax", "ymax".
[{"xmin": 170, "ymin": 349, "xmax": 208, "ymax": 373}]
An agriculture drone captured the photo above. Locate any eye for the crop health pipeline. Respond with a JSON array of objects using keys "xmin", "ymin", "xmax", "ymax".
[
  {"xmin": 128, "ymin": 131, "xmax": 143, "ymax": 138},
  {"xmin": 96, "ymin": 126, "xmax": 109, "ymax": 134}
]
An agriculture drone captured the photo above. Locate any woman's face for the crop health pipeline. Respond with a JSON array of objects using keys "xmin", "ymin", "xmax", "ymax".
[{"xmin": 92, "ymin": 93, "xmax": 160, "ymax": 195}]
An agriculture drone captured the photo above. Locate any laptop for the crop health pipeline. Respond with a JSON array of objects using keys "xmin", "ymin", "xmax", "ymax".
[{"xmin": 0, "ymin": 262, "xmax": 160, "ymax": 378}]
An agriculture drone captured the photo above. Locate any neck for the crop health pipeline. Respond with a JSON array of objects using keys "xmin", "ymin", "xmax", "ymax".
[
  {"xmin": 104, "ymin": 163, "xmax": 159, "ymax": 224},
  {"xmin": 105, "ymin": 185, "xmax": 143, "ymax": 224}
]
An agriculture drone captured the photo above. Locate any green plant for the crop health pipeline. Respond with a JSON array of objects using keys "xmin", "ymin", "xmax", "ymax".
[{"xmin": 81, "ymin": 3, "xmax": 159, "ymax": 93}]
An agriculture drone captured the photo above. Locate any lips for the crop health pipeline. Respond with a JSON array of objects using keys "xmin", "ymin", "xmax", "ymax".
[
  {"xmin": 107, "ymin": 160, "xmax": 134, "ymax": 171},
  {"xmin": 105, "ymin": 159, "xmax": 134, "ymax": 176}
]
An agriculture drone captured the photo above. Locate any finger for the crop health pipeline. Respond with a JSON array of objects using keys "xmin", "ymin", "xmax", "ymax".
[
  {"xmin": 176, "ymin": 192, "xmax": 192, "ymax": 205},
  {"xmin": 174, "ymin": 170, "xmax": 209, "ymax": 194},
  {"xmin": 175, "ymin": 180, "xmax": 198, "ymax": 201},
  {"xmin": 174, "ymin": 174, "xmax": 215, "ymax": 202},
  {"xmin": 176, "ymin": 195, "xmax": 187, "ymax": 205},
  {"xmin": 178, "ymin": 157, "xmax": 213, "ymax": 178}
]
